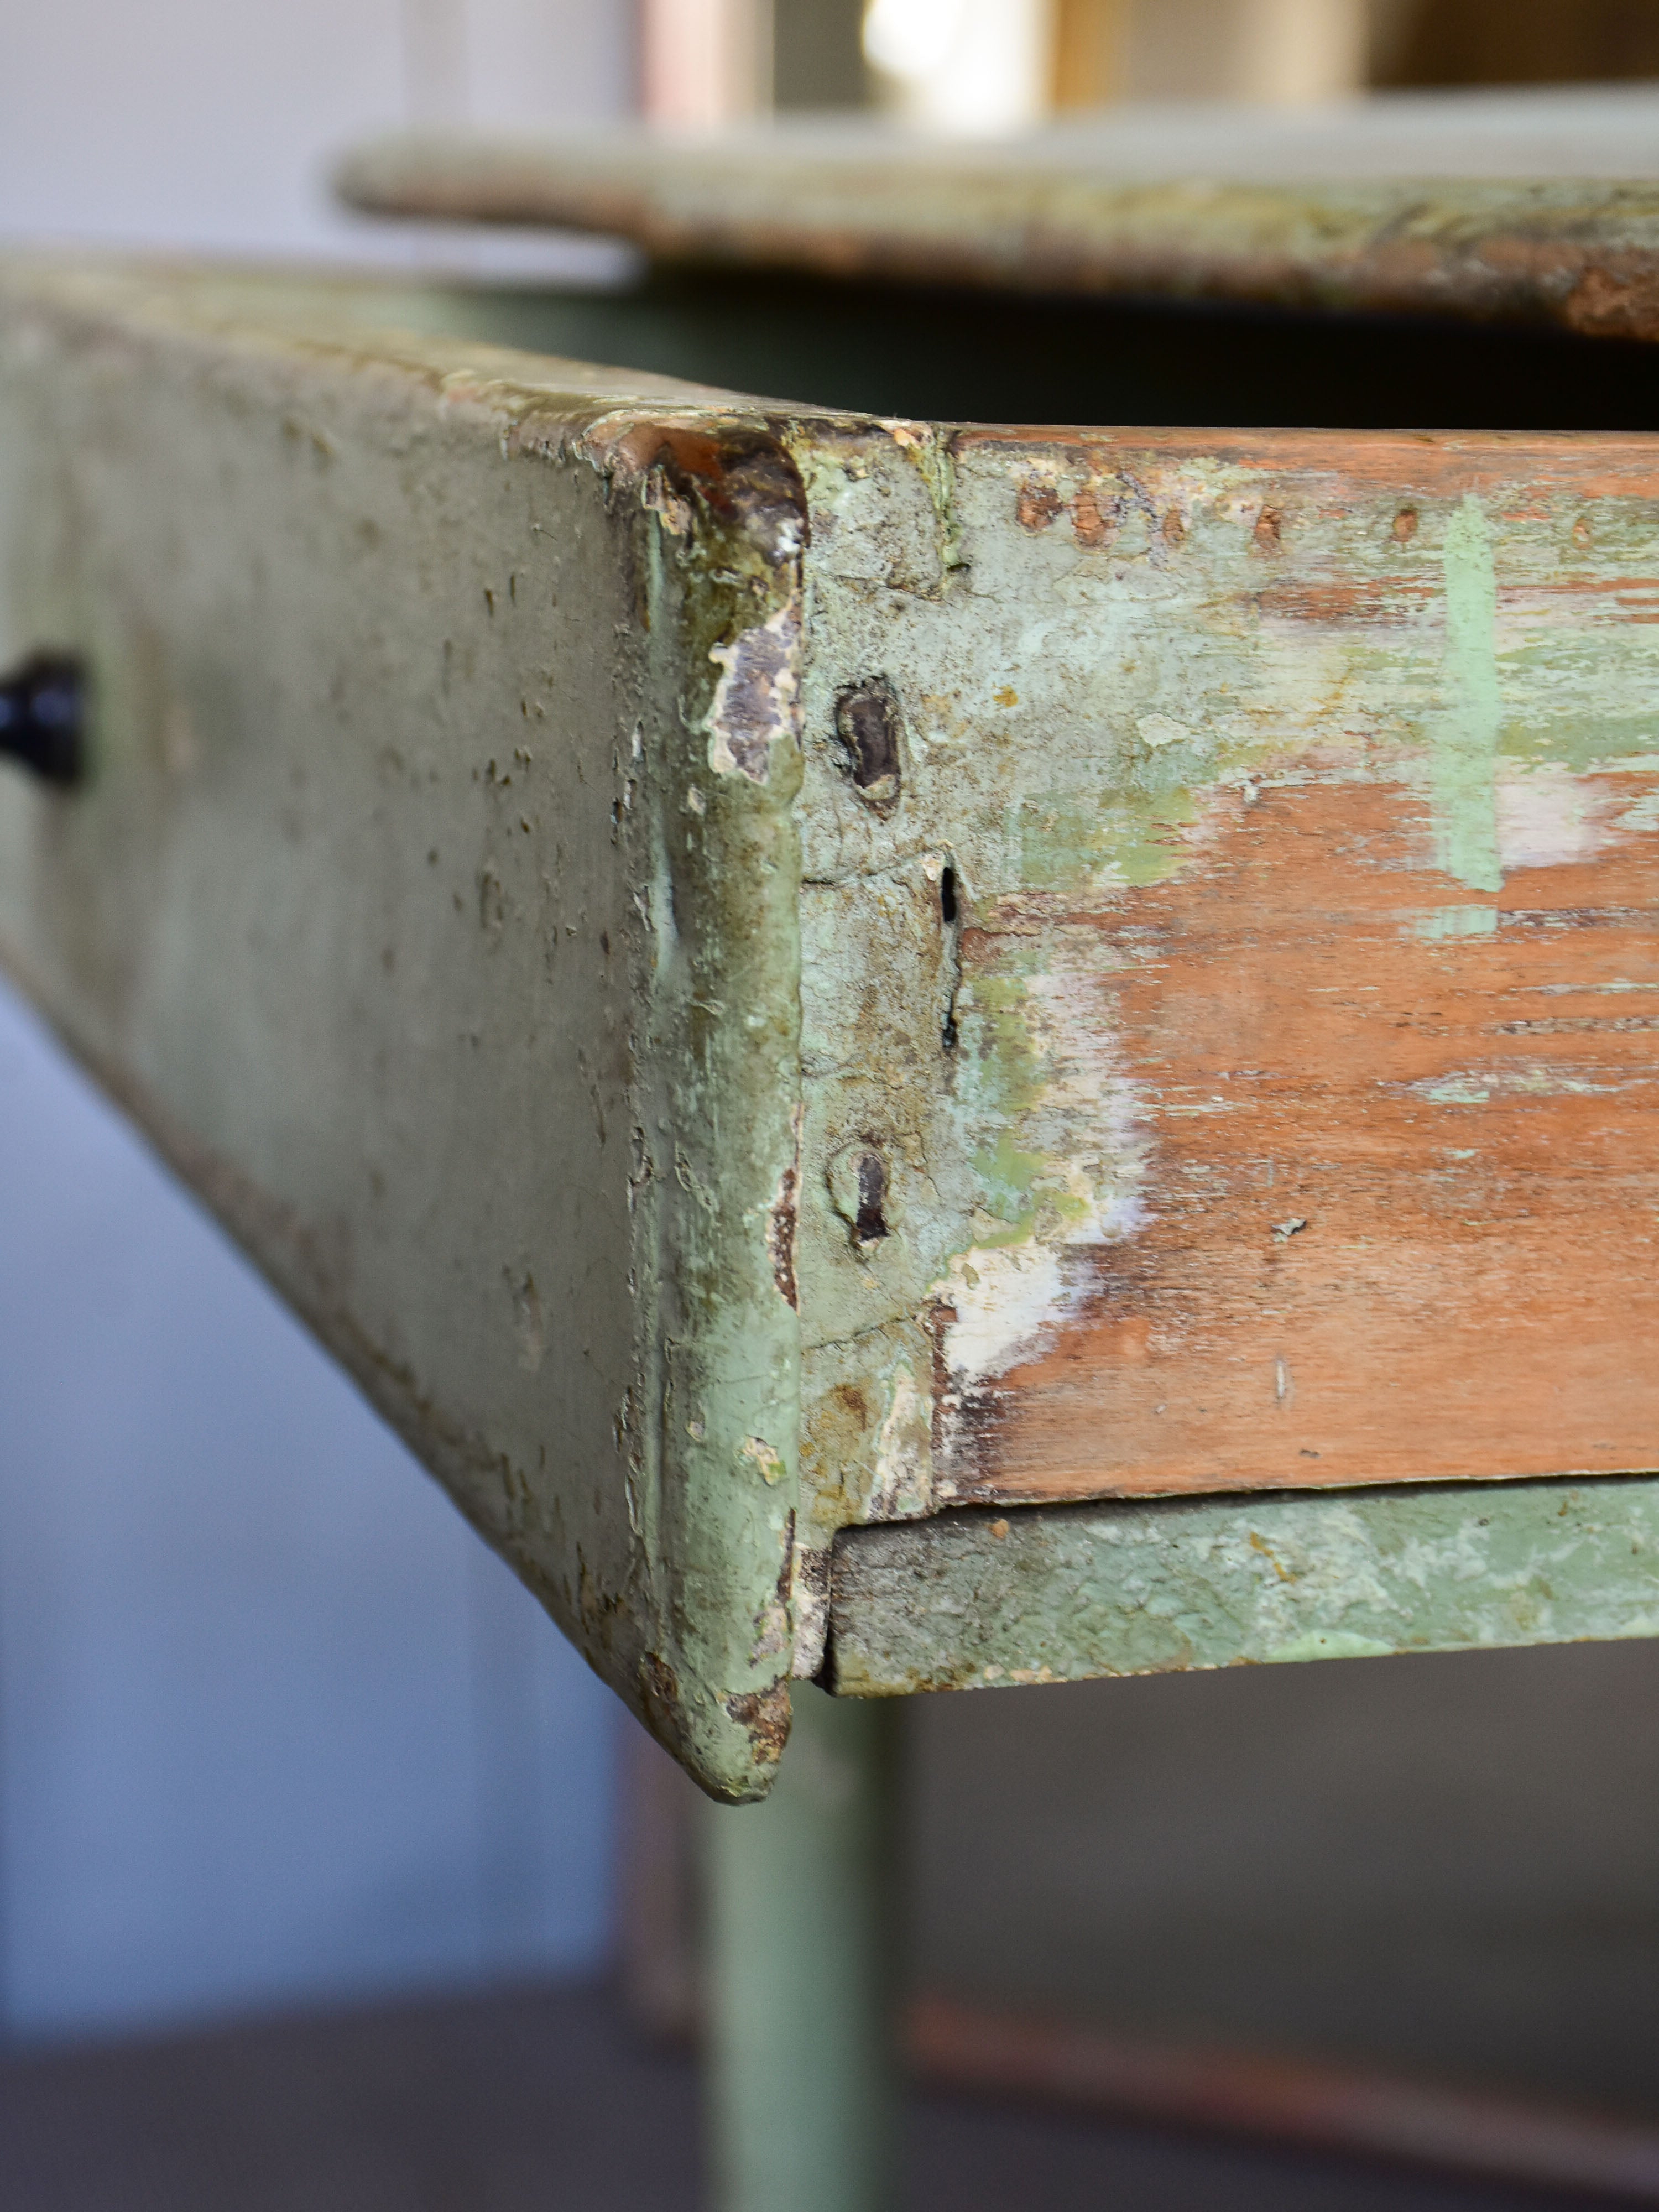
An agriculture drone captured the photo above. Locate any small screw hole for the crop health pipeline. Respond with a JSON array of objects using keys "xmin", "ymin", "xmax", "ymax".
[
  {"xmin": 833, "ymin": 678, "xmax": 902, "ymax": 815},
  {"xmin": 940, "ymin": 864, "xmax": 961, "ymax": 1052},
  {"xmin": 854, "ymin": 1151, "xmax": 889, "ymax": 1245}
]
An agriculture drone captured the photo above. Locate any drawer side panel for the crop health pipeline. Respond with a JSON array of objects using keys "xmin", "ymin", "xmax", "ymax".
[{"xmin": 0, "ymin": 267, "xmax": 805, "ymax": 1799}]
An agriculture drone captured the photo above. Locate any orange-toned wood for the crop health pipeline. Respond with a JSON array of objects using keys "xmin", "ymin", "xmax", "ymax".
[
  {"xmin": 946, "ymin": 775, "xmax": 1659, "ymax": 1498},
  {"xmin": 800, "ymin": 428, "xmax": 1659, "ymax": 1511}
]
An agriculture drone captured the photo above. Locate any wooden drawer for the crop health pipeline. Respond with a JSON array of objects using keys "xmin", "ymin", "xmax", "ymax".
[{"xmin": 6, "ymin": 189, "xmax": 1659, "ymax": 1793}]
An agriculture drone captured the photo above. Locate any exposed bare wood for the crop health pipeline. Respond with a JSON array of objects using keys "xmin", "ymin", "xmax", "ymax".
[{"xmin": 792, "ymin": 424, "xmax": 1659, "ymax": 1562}]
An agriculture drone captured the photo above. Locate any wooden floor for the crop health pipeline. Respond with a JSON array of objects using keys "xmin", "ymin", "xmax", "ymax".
[{"xmin": 0, "ymin": 1981, "xmax": 1624, "ymax": 2211}]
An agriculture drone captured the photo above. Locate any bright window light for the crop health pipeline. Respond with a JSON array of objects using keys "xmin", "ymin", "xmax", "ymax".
[
  {"xmin": 863, "ymin": 0, "xmax": 971, "ymax": 82},
  {"xmin": 863, "ymin": 0, "xmax": 1051, "ymax": 132}
]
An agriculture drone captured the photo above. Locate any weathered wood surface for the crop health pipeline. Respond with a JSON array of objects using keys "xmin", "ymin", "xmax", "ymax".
[
  {"xmin": 340, "ymin": 95, "xmax": 1659, "ymax": 338},
  {"xmin": 787, "ymin": 421, "xmax": 1659, "ymax": 1670},
  {"xmin": 0, "ymin": 263, "xmax": 807, "ymax": 1799},
  {"xmin": 8, "ymin": 260, "xmax": 1659, "ymax": 1745},
  {"xmin": 827, "ymin": 1477, "xmax": 1659, "ymax": 1695}
]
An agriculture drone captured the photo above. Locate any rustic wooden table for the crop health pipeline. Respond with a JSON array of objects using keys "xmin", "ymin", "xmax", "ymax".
[{"xmin": 8, "ymin": 90, "xmax": 1659, "ymax": 2209}]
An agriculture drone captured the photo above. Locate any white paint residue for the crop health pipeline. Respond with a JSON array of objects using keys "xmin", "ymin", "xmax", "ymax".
[
  {"xmin": 790, "ymin": 1548, "xmax": 832, "ymax": 1681},
  {"xmin": 866, "ymin": 1362, "xmax": 934, "ymax": 1522},
  {"xmin": 1397, "ymin": 1524, "xmax": 1495, "ymax": 1593},
  {"xmin": 940, "ymin": 1241, "xmax": 1067, "ymax": 1379},
  {"xmin": 936, "ymin": 938, "xmax": 1151, "ymax": 1385},
  {"xmin": 1495, "ymin": 760, "xmax": 1610, "ymax": 872},
  {"xmin": 1616, "ymin": 785, "xmax": 1659, "ymax": 835},
  {"xmin": 706, "ymin": 601, "xmax": 801, "ymax": 781},
  {"xmin": 1411, "ymin": 1064, "xmax": 1617, "ymax": 1104},
  {"xmin": 1136, "ymin": 712, "xmax": 1195, "ymax": 751}
]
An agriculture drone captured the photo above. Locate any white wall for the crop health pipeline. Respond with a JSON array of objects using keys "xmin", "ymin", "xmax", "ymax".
[
  {"xmin": 0, "ymin": 0, "xmax": 634, "ymax": 259},
  {"xmin": 0, "ymin": 0, "xmax": 634, "ymax": 2040}
]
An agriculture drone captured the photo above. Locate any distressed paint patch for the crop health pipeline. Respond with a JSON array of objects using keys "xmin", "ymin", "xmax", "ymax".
[
  {"xmin": 1408, "ymin": 904, "xmax": 1498, "ymax": 941},
  {"xmin": 1496, "ymin": 759, "xmax": 1613, "ymax": 870},
  {"xmin": 1136, "ymin": 712, "xmax": 1194, "ymax": 752},
  {"xmin": 797, "ymin": 421, "xmax": 1659, "ymax": 1548},
  {"xmin": 930, "ymin": 768, "xmax": 1659, "ymax": 1501},
  {"xmin": 707, "ymin": 601, "xmax": 801, "ymax": 780},
  {"xmin": 938, "ymin": 1243, "xmax": 1067, "ymax": 1380},
  {"xmin": 1410, "ymin": 1063, "xmax": 1619, "ymax": 1103},
  {"xmin": 741, "ymin": 1434, "xmax": 789, "ymax": 1486},
  {"xmin": 767, "ymin": 1107, "xmax": 802, "ymax": 1311},
  {"xmin": 867, "ymin": 1359, "xmax": 935, "ymax": 1522},
  {"xmin": 1268, "ymin": 1631, "xmax": 1404, "ymax": 1661},
  {"xmin": 790, "ymin": 1545, "xmax": 833, "ymax": 1678},
  {"xmin": 932, "ymin": 943, "xmax": 1152, "ymax": 1393},
  {"xmin": 1433, "ymin": 497, "xmax": 1503, "ymax": 894},
  {"xmin": 828, "ymin": 1477, "xmax": 1659, "ymax": 1698}
]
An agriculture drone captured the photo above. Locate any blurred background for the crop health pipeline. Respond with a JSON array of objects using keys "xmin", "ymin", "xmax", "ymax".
[{"xmin": 7, "ymin": 2, "xmax": 1659, "ymax": 2206}]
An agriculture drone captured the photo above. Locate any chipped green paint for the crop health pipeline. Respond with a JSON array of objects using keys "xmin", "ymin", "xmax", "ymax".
[
  {"xmin": 1108, "ymin": 790, "xmax": 1206, "ymax": 889},
  {"xmin": 1414, "ymin": 905, "xmax": 1499, "ymax": 941},
  {"xmin": 789, "ymin": 424, "xmax": 1659, "ymax": 1667},
  {"xmin": 619, "ymin": 410, "xmax": 807, "ymax": 1797},
  {"xmin": 1434, "ymin": 496, "xmax": 1503, "ymax": 895},
  {"xmin": 0, "ymin": 262, "xmax": 805, "ymax": 1803},
  {"xmin": 828, "ymin": 1477, "xmax": 1659, "ymax": 1697}
]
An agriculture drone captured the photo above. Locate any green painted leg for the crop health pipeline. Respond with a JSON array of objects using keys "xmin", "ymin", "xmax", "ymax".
[{"xmin": 703, "ymin": 1684, "xmax": 900, "ymax": 2212}]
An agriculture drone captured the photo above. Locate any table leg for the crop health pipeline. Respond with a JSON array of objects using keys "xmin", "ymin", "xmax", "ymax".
[{"xmin": 703, "ymin": 1683, "xmax": 900, "ymax": 2212}]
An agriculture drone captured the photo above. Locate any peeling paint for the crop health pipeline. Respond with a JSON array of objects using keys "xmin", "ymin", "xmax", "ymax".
[
  {"xmin": 0, "ymin": 264, "xmax": 807, "ymax": 1804},
  {"xmin": 742, "ymin": 1435, "xmax": 789, "ymax": 1486},
  {"xmin": 1434, "ymin": 497, "xmax": 1503, "ymax": 895},
  {"xmin": 708, "ymin": 601, "xmax": 802, "ymax": 781},
  {"xmin": 795, "ymin": 421, "xmax": 1659, "ymax": 1532},
  {"xmin": 867, "ymin": 1359, "xmax": 933, "ymax": 1522},
  {"xmin": 830, "ymin": 1477, "xmax": 1659, "ymax": 1698},
  {"xmin": 933, "ymin": 946, "xmax": 1150, "ymax": 1396}
]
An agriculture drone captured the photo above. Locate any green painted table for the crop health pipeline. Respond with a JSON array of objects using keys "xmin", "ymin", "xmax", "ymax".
[{"xmin": 9, "ymin": 92, "xmax": 1659, "ymax": 2210}]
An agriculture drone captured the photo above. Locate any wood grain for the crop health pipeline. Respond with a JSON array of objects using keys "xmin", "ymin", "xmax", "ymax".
[
  {"xmin": 795, "ymin": 424, "xmax": 1659, "ymax": 1550},
  {"xmin": 948, "ymin": 771, "xmax": 1659, "ymax": 1497}
]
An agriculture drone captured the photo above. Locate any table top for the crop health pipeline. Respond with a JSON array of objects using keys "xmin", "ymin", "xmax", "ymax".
[{"xmin": 338, "ymin": 88, "xmax": 1659, "ymax": 338}]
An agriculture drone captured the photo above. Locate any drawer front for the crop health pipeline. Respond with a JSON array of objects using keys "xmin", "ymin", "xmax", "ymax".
[{"xmin": 791, "ymin": 422, "xmax": 1659, "ymax": 1655}]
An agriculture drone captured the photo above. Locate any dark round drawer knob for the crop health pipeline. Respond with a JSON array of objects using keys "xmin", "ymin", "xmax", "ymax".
[{"xmin": 0, "ymin": 653, "xmax": 84, "ymax": 785}]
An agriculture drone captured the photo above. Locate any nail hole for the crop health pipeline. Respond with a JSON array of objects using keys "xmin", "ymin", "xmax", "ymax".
[
  {"xmin": 854, "ymin": 1151, "xmax": 889, "ymax": 1245},
  {"xmin": 834, "ymin": 677, "xmax": 902, "ymax": 816},
  {"xmin": 940, "ymin": 864, "xmax": 961, "ymax": 1052}
]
